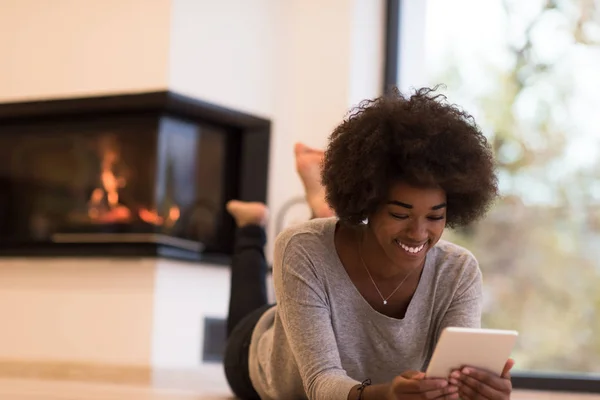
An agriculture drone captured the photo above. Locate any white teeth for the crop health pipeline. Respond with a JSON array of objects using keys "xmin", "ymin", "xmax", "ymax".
[{"xmin": 397, "ymin": 241, "xmax": 426, "ymax": 254}]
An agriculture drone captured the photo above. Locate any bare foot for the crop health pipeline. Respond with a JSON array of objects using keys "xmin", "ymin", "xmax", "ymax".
[
  {"xmin": 294, "ymin": 143, "xmax": 335, "ymax": 218},
  {"xmin": 226, "ymin": 200, "xmax": 269, "ymax": 228}
]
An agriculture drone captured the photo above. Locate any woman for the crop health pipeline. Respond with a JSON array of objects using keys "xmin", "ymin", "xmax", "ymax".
[{"xmin": 224, "ymin": 88, "xmax": 514, "ymax": 400}]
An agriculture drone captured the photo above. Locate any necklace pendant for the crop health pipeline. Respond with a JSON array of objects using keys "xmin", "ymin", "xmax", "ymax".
[{"xmin": 383, "ymin": 300, "xmax": 387, "ymax": 305}]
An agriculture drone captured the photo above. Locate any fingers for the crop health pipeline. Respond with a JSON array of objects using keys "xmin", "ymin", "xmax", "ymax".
[
  {"xmin": 416, "ymin": 378, "xmax": 451, "ymax": 393},
  {"xmin": 501, "ymin": 358, "xmax": 515, "ymax": 379},
  {"xmin": 392, "ymin": 374, "xmax": 452, "ymax": 396},
  {"xmin": 457, "ymin": 383, "xmax": 493, "ymax": 400},
  {"xmin": 393, "ymin": 377, "xmax": 446, "ymax": 393},
  {"xmin": 400, "ymin": 370, "xmax": 426, "ymax": 380},
  {"xmin": 449, "ymin": 367, "xmax": 512, "ymax": 400},
  {"xmin": 451, "ymin": 367, "xmax": 512, "ymax": 392},
  {"xmin": 454, "ymin": 373, "xmax": 495, "ymax": 399},
  {"xmin": 421, "ymin": 384, "xmax": 460, "ymax": 399},
  {"xmin": 393, "ymin": 371, "xmax": 463, "ymax": 399}
]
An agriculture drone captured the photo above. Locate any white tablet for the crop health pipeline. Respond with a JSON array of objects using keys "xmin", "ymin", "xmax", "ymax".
[{"xmin": 425, "ymin": 327, "xmax": 518, "ymax": 378}]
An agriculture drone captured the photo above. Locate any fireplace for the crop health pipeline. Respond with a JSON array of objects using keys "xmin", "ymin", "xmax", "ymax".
[{"xmin": 0, "ymin": 92, "xmax": 270, "ymax": 263}]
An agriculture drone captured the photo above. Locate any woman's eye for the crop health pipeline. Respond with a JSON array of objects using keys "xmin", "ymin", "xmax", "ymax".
[
  {"xmin": 389, "ymin": 213, "xmax": 409, "ymax": 220},
  {"xmin": 428, "ymin": 216, "xmax": 445, "ymax": 221}
]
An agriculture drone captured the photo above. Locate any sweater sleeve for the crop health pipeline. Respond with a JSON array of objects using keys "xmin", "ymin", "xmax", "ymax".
[{"xmin": 273, "ymin": 234, "xmax": 359, "ymax": 400}]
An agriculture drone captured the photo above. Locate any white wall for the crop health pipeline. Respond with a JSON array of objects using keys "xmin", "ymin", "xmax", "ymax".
[
  {"xmin": 269, "ymin": 0, "xmax": 383, "ymax": 248},
  {"xmin": 152, "ymin": 0, "xmax": 385, "ymax": 370},
  {"xmin": 0, "ymin": 258, "xmax": 155, "ymax": 366},
  {"xmin": 169, "ymin": 0, "xmax": 384, "ymax": 255},
  {"xmin": 349, "ymin": 0, "xmax": 385, "ymax": 107},
  {"xmin": 396, "ymin": 0, "xmax": 428, "ymax": 92},
  {"xmin": 0, "ymin": 0, "xmax": 171, "ymax": 368},
  {"xmin": 0, "ymin": 0, "xmax": 384, "ymax": 255},
  {"xmin": 151, "ymin": 259, "xmax": 229, "ymax": 369},
  {"xmin": 0, "ymin": 0, "xmax": 171, "ymax": 102},
  {"xmin": 0, "ymin": 0, "xmax": 385, "ymax": 373},
  {"xmin": 168, "ymin": 0, "xmax": 277, "ymax": 119}
]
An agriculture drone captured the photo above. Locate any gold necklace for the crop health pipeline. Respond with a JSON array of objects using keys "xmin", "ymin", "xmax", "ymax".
[{"xmin": 358, "ymin": 230, "xmax": 420, "ymax": 305}]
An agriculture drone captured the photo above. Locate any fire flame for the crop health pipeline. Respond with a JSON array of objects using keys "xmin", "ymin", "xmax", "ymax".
[
  {"xmin": 139, "ymin": 205, "xmax": 180, "ymax": 228},
  {"xmin": 87, "ymin": 142, "xmax": 180, "ymax": 227}
]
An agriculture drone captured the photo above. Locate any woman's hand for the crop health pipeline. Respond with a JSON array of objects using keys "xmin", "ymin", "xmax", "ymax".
[
  {"xmin": 388, "ymin": 370, "xmax": 459, "ymax": 399},
  {"xmin": 449, "ymin": 358, "xmax": 514, "ymax": 399}
]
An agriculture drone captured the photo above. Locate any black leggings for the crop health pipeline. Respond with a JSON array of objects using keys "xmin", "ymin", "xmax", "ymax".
[{"xmin": 224, "ymin": 224, "xmax": 273, "ymax": 399}]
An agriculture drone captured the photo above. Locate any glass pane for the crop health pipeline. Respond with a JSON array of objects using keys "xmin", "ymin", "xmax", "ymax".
[
  {"xmin": 0, "ymin": 114, "xmax": 229, "ymax": 251},
  {"xmin": 0, "ymin": 116, "xmax": 159, "ymax": 241},
  {"xmin": 155, "ymin": 116, "xmax": 228, "ymax": 249},
  {"xmin": 423, "ymin": 0, "xmax": 600, "ymax": 375}
]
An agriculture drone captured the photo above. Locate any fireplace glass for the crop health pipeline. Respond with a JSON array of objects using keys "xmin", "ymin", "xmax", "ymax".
[{"xmin": 0, "ymin": 113, "xmax": 237, "ymax": 257}]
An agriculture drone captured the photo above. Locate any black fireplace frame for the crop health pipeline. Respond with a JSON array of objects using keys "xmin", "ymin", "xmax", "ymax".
[{"xmin": 0, "ymin": 91, "xmax": 271, "ymax": 264}]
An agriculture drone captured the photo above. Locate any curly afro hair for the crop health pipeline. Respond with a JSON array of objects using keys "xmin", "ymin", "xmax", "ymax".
[{"xmin": 321, "ymin": 87, "xmax": 498, "ymax": 228}]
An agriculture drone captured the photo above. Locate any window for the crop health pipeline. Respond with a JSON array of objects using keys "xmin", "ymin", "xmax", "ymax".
[{"xmin": 390, "ymin": 0, "xmax": 600, "ymax": 384}]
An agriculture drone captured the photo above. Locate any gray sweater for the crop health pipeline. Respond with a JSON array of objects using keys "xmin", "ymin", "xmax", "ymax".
[{"xmin": 249, "ymin": 218, "xmax": 482, "ymax": 400}]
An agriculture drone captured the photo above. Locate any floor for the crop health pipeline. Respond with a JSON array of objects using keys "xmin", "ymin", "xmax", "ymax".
[
  {"xmin": 2, "ymin": 364, "xmax": 600, "ymax": 400},
  {"xmin": 0, "ymin": 364, "xmax": 233, "ymax": 400},
  {"xmin": 0, "ymin": 379, "xmax": 229, "ymax": 400}
]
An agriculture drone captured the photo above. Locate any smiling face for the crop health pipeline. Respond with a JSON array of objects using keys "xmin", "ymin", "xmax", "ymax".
[{"xmin": 366, "ymin": 181, "xmax": 447, "ymax": 268}]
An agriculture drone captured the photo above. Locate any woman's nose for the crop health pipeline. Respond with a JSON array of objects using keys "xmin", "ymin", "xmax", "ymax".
[{"xmin": 406, "ymin": 220, "xmax": 427, "ymax": 240}]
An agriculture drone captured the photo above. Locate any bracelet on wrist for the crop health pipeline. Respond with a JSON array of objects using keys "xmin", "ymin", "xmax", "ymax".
[{"xmin": 356, "ymin": 378, "xmax": 372, "ymax": 400}]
